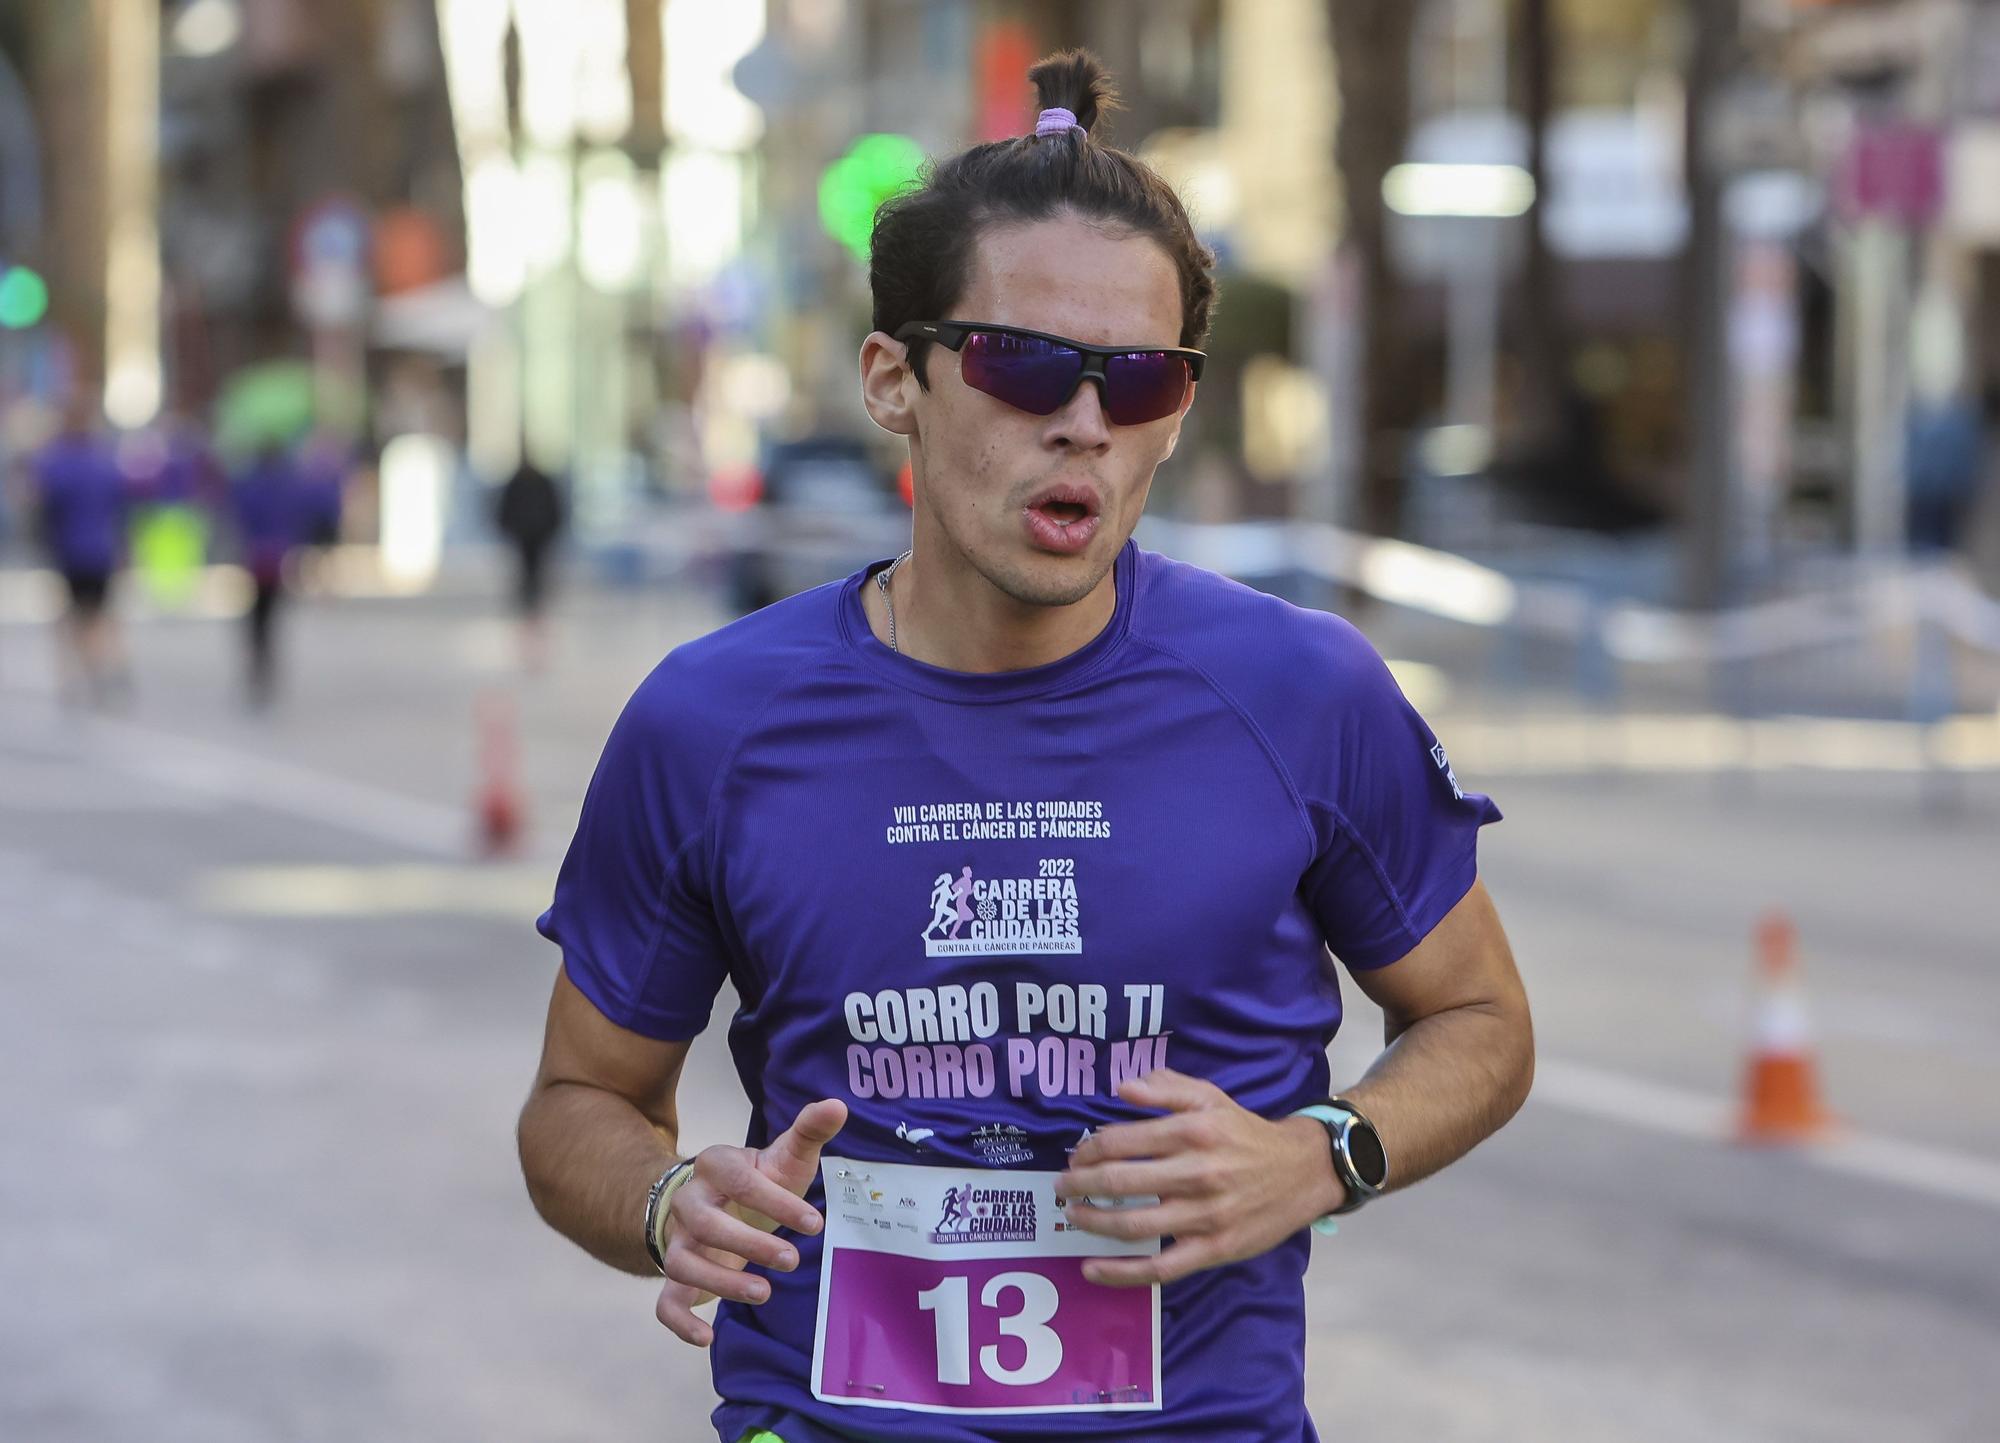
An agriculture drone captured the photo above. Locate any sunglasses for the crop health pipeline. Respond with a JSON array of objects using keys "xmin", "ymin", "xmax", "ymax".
[{"xmin": 894, "ymin": 321, "xmax": 1204, "ymax": 427}]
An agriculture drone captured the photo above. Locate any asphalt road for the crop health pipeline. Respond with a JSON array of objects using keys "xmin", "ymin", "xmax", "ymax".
[{"xmin": 3, "ymin": 575, "xmax": 1996, "ymax": 1442}]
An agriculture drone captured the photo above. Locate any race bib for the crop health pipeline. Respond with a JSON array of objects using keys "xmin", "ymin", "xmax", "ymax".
[{"xmin": 810, "ymin": 1156, "xmax": 1162, "ymax": 1416}]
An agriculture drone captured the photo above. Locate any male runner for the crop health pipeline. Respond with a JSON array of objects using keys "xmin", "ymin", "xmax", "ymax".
[{"xmin": 521, "ymin": 50, "xmax": 1533, "ymax": 1443}]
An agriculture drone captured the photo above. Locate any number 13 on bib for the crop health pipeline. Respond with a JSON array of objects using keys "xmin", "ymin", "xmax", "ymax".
[{"xmin": 810, "ymin": 1156, "xmax": 1162, "ymax": 1415}]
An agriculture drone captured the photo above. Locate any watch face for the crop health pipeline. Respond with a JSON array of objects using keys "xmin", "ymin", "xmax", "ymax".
[{"xmin": 1347, "ymin": 1121, "xmax": 1388, "ymax": 1190}]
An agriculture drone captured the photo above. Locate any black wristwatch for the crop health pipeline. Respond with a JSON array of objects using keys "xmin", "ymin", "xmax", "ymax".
[{"xmin": 1294, "ymin": 1096, "xmax": 1389, "ymax": 1222}]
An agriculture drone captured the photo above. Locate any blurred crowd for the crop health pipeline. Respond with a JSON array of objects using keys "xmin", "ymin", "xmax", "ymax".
[
  {"xmin": 3, "ymin": 408, "xmax": 566, "ymax": 709},
  {"xmin": 8, "ymin": 404, "xmax": 349, "ymax": 707}
]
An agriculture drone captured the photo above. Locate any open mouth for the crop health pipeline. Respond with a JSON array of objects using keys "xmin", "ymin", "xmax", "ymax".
[
  {"xmin": 1026, "ymin": 484, "xmax": 1101, "ymax": 525},
  {"xmin": 1022, "ymin": 487, "xmax": 1103, "ymax": 554}
]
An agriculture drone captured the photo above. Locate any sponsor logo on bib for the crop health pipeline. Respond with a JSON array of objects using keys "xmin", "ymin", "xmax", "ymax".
[{"xmin": 932, "ymin": 1183, "xmax": 1038, "ymax": 1244}]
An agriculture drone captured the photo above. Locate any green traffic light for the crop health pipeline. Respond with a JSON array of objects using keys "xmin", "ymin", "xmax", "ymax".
[
  {"xmin": 818, "ymin": 134, "xmax": 925, "ymax": 263},
  {"xmin": 0, "ymin": 266, "xmax": 50, "ymax": 329}
]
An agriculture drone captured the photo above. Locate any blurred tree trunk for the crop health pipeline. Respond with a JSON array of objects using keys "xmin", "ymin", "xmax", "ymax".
[
  {"xmin": 623, "ymin": 0, "xmax": 664, "ymax": 159},
  {"xmin": 1682, "ymin": 0, "xmax": 1738, "ymax": 608},
  {"xmin": 1329, "ymin": 1, "xmax": 1418, "ymax": 537},
  {"xmin": 624, "ymin": 0, "xmax": 667, "ymax": 467},
  {"xmin": 1022, "ymin": 0, "xmax": 1088, "ymax": 51},
  {"xmin": 1513, "ymin": 0, "xmax": 1568, "ymax": 450},
  {"xmin": 19, "ymin": 1, "xmax": 108, "ymax": 392}
]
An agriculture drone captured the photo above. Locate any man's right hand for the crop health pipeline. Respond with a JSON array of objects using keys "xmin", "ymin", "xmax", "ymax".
[{"xmin": 654, "ymin": 1098, "xmax": 847, "ymax": 1347}]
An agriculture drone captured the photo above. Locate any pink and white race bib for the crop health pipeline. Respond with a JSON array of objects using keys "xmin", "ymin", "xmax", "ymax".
[{"xmin": 810, "ymin": 1156, "xmax": 1162, "ymax": 1416}]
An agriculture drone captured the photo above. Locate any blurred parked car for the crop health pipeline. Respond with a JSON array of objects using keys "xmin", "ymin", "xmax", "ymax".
[{"xmin": 726, "ymin": 434, "xmax": 910, "ymax": 612}]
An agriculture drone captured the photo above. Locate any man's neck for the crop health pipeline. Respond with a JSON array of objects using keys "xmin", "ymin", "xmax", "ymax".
[{"xmin": 871, "ymin": 548, "xmax": 1118, "ymax": 674}]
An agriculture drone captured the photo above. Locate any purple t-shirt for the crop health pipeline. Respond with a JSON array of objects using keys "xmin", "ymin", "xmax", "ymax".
[
  {"xmin": 539, "ymin": 542, "xmax": 1499, "ymax": 1443},
  {"xmin": 232, "ymin": 458, "xmax": 309, "ymax": 582},
  {"xmin": 33, "ymin": 434, "xmax": 129, "ymax": 574}
]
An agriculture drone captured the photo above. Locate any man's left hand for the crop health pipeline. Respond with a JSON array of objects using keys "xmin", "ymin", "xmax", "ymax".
[{"xmin": 1055, "ymin": 1067, "xmax": 1343, "ymax": 1287}]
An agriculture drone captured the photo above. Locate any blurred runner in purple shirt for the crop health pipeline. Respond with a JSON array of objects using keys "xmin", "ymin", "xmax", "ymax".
[
  {"xmin": 231, "ymin": 444, "xmax": 312, "ymax": 707},
  {"xmin": 32, "ymin": 401, "xmax": 133, "ymax": 705},
  {"xmin": 293, "ymin": 428, "xmax": 351, "ymax": 592}
]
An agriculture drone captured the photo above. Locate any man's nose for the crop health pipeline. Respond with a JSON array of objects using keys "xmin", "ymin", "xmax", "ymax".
[{"xmin": 1046, "ymin": 375, "xmax": 1112, "ymax": 449}]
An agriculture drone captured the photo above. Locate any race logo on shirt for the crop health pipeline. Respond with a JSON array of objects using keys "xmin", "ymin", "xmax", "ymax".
[
  {"xmin": 932, "ymin": 1183, "xmax": 1037, "ymax": 1244},
  {"xmin": 920, "ymin": 862, "xmax": 1082, "ymax": 956},
  {"xmin": 1430, "ymin": 742, "xmax": 1465, "ymax": 801}
]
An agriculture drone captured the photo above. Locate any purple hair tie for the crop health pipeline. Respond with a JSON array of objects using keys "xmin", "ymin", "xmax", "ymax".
[{"xmin": 1035, "ymin": 106, "xmax": 1081, "ymax": 138}]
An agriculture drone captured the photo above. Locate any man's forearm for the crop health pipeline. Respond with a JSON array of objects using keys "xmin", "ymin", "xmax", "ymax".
[
  {"xmin": 518, "ymin": 1081, "xmax": 681, "ymax": 1275},
  {"xmin": 1341, "ymin": 1000, "xmax": 1534, "ymax": 1192}
]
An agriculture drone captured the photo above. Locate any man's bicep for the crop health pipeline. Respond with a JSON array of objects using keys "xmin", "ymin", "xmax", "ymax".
[
  {"xmin": 533, "ymin": 963, "xmax": 693, "ymax": 1131},
  {"xmin": 1346, "ymin": 880, "xmax": 1525, "ymax": 1038}
]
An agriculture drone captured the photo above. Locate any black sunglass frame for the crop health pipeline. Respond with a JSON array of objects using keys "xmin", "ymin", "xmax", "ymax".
[{"xmin": 893, "ymin": 320, "xmax": 1207, "ymax": 392}]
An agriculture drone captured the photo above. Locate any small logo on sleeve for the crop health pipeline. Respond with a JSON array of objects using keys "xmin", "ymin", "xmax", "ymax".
[{"xmin": 1430, "ymin": 742, "xmax": 1465, "ymax": 801}]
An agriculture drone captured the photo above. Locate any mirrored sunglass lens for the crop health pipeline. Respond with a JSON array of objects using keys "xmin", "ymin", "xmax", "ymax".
[
  {"xmin": 1103, "ymin": 353, "xmax": 1190, "ymax": 425},
  {"xmin": 961, "ymin": 333, "xmax": 1081, "ymax": 415}
]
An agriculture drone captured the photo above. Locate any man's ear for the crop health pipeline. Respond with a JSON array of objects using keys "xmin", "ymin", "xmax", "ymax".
[{"xmin": 860, "ymin": 332, "xmax": 919, "ymax": 436}]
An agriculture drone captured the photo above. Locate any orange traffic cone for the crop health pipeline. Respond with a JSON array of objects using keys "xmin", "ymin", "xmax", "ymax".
[
  {"xmin": 1737, "ymin": 912, "xmax": 1834, "ymax": 1144},
  {"xmin": 474, "ymin": 690, "xmax": 524, "ymax": 857}
]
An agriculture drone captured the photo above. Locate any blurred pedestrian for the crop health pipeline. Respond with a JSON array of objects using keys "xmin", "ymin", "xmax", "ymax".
[
  {"xmin": 295, "ymin": 427, "xmax": 350, "ymax": 591},
  {"xmin": 493, "ymin": 453, "xmax": 565, "ymax": 670},
  {"xmin": 31, "ymin": 400, "xmax": 133, "ymax": 706},
  {"xmin": 230, "ymin": 442, "xmax": 309, "ymax": 706},
  {"xmin": 519, "ymin": 50, "xmax": 1530, "ymax": 1443},
  {"xmin": 1905, "ymin": 395, "xmax": 1983, "ymax": 553}
]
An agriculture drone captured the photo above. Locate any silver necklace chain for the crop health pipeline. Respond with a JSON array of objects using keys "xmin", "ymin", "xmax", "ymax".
[{"xmin": 875, "ymin": 550, "xmax": 913, "ymax": 653}]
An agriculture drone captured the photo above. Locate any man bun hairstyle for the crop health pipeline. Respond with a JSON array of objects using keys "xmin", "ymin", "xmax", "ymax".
[
  {"xmin": 1027, "ymin": 48, "xmax": 1117, "ymax": 137},
  {"xmin": 870, "ymin": 48, "xmax": 1219, "ymax": 391}
]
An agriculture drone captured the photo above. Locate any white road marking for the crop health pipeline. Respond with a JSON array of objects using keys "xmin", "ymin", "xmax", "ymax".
[
  {"xmin": 1531, "ymin": 1058, "xmax": 1727, "ymax": 1141},
  {"xmin": 0, "ymin": 754, "xmax": 222, "ymax": 812},
  {"xmin": 193, "ymin": 863, "xmax": 548, "ymax": 918},
  {"xmin": 1534, "ymin": 1058, "xmax": 2000, "ymax": 1212},
  {"xmin": 0, "ymin": 697, "xmax": 478, "ymax": 857}
]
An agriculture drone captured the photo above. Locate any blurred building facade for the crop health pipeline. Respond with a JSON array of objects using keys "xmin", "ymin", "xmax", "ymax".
[
  {"xmin": 5, "ymin": 0, "xmax": 463, "ymax": 431},
  {"xmin": 4, "ymin": 0, "xmax": 2000, "ymax": 595}
]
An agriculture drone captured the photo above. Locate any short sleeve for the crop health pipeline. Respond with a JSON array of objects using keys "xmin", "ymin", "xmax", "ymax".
[
  {"xmin": 536, "ymin": 661, "xmax": 733, "ymax": 1039},
  {"xmin": 1297, "ymin": 625, "xmax": 1501, "ymax": 970}
]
